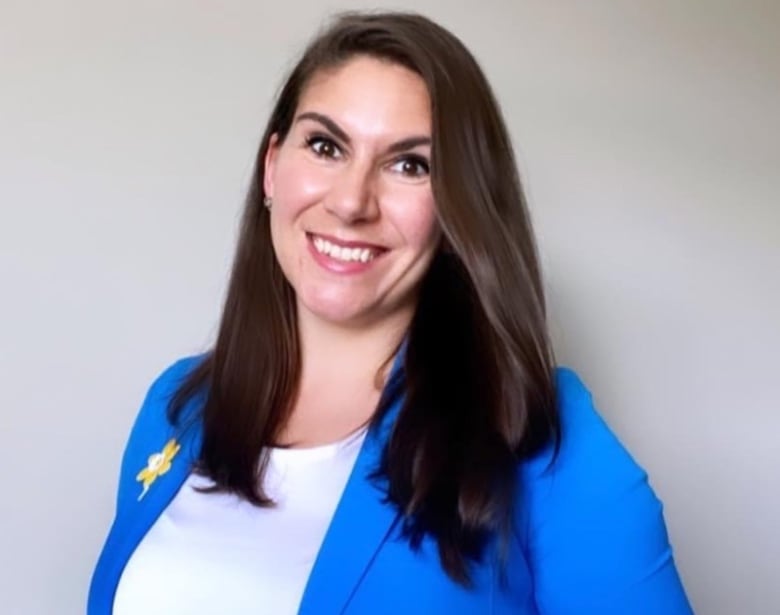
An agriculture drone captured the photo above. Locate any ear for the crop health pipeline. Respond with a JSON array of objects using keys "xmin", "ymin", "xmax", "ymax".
[{"xmin": 263, "ymin": 133, "xmax": 281, "ymax": 199}]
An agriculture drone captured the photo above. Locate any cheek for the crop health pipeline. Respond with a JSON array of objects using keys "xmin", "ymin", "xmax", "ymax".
[
  {"xmin": 272, "ymin": 154, "xmax": 331, "ymax": 218},
  {"xmin": 394, "ymin": 193, "xmax": 440, "ymax": 251}
]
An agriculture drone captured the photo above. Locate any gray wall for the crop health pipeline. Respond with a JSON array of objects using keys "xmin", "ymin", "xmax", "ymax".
[{"xmin": 1, "ymin": 1, "xmax": 778, "ymax": 613}]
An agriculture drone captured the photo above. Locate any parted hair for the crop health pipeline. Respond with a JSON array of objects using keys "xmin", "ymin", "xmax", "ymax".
[{"xmin": 170, "ymin": 11, "xmax": 559, "ymax": 585}]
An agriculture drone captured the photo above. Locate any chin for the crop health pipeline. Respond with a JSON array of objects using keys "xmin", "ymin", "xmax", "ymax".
[{"xmin": 298, "ymin": 289, "xmax": 376, "ymax": 327}]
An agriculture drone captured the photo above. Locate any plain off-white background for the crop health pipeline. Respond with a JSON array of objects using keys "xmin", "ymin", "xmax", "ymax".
[{"xmin": 1, "ymin": 1, "xmax": 778, "ymax": 613}]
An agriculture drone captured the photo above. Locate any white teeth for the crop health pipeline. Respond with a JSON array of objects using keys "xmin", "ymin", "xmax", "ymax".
[{"xmin": 312, "ymin": 236, "xmax": 376, "ymax": 263}]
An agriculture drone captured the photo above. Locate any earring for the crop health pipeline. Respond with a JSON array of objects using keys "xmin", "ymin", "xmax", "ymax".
[{"xmin": 263, "ymin": 196, "xmax": 272, "ymax": 209}]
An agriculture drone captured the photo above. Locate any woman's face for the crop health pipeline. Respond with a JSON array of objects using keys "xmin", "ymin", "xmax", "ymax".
[{"xmin": 264, "ymin": 56, "xmax": 440, "ymax": 330}]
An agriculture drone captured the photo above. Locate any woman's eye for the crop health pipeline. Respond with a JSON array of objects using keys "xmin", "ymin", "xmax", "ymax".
[
  {"xmin": 306, "ymin": 136, "xmax": 342, "ymax": 159},
  {"xmin": 390, "ymin": 156, "xmax": 430, "ymax": 178}
]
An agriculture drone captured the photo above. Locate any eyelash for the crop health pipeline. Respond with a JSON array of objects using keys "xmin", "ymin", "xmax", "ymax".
[{"xmin": 304, "ymin": 134, "xmax": 430, "ymax": 179}]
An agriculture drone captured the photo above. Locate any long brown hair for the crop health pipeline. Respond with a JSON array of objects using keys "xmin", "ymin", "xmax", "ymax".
[{"xmin": 170, "ymin": 11, "xmax": 559, "ymax": 586}]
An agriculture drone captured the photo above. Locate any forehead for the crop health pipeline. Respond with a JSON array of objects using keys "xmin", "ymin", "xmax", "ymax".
[{"xmin": 296, "ymin": 56, "xmax": 432, "ymax": 137}]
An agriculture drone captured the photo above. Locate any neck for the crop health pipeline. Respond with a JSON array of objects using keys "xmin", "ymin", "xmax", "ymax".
[
  {"xmin": 274, "ymin": 303, "xmax": 411, "ymax": 446},
  {"xmin": 296, "ymin": 304, "xmax": 411, "ymax": 392}
]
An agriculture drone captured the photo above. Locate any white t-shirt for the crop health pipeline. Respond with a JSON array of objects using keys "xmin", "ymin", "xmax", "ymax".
[{"xmin": 113, "ymin": 427, "xmax": 367, "ymax": 615}]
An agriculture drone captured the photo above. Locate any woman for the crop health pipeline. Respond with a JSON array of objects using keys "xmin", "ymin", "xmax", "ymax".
[{"xmin": 89, "ymin": 11, "xmax": 693, "ymax": 615}]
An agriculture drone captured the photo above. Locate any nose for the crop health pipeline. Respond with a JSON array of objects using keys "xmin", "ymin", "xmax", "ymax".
[{"xmin": 324, "ymin": 160, "xmax": 379, "ymax": 224}]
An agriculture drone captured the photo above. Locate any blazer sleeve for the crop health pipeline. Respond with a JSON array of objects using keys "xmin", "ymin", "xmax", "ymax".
[{"xmin": 519, "ymin": 369, "xmax": 694, "ymax": 614}]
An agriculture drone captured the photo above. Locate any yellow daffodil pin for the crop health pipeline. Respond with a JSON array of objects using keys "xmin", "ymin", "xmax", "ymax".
[{"xmin": 136, "ymin": 438, "xmax": 181, "ymax": 501}]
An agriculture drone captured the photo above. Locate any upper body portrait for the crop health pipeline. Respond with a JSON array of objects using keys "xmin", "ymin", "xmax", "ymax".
[{"xmin": 89, "ymin": 11, "xmax": 693, "ymax": 615}]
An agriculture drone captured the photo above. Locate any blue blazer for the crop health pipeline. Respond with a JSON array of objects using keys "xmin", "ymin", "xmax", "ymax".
[{"xmin": 89, "ymin": 356, "xmax": 693, "ymax": 614}]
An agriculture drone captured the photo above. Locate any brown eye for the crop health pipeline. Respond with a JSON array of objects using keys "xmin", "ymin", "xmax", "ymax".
[
  {"xmin": 391, "ymin": 156, "xmax": 430, "ymax": 178},
  {"xmin": 307, "ymin": 135, "xmax": 342, "ymax": 160}
]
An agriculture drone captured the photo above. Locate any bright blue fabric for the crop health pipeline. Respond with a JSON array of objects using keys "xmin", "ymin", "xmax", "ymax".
[{"xmin": 88, "ymin": 357, "xmax": 693, "ymax": 614}]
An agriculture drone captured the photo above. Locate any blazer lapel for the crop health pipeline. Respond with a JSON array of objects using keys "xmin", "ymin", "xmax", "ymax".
[
  {"xmin": 89, "ymin": 419, "xmax": 202, "ymax": 615},
  {"xmin": 298, "ymin": 364, "xmax": 406, "ymax": 615}
]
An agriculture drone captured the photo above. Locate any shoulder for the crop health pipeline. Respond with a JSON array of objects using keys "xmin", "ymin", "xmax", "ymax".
[
  {"xmin": 123, "ymin": 355, "xmax": 205, "ymax": 443},
  {"xmin": 516, "ymin": 368, "xmax": 692, "ymax": 613},
  {"xmin": 523, "ymin": 367, "xmax": 645, "ymax": 491},
  {"xmin": 133, "ymin": 355, "xmax": 204, "ymax": 420}
]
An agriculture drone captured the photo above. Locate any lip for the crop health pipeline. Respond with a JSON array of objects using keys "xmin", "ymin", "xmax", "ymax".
[{"xmin": 306, "ymin": 232, "xmax": 387, "ymax": 274}]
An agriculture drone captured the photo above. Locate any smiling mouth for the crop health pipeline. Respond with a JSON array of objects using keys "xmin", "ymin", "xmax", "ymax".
[{"xmin": 308, "ymin": 233, "xmax": 386, "ymax": 264}]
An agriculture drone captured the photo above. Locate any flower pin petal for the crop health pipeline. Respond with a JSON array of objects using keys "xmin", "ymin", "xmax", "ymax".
[{"xmin": 136, "ymin": 438, "xmax": 181, "ymax": 501}]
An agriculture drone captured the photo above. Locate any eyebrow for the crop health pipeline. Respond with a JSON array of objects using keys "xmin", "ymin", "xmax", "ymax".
[{"xmin": 295, "ymin": 111, "xmax": 431, "ymax": 155}]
